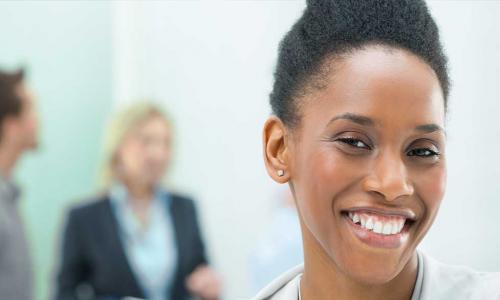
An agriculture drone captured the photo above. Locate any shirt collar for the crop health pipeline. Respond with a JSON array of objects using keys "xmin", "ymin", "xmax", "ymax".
[{"xmin": 109, "ymin": 182, "xmax": 171, "ymax": 208}]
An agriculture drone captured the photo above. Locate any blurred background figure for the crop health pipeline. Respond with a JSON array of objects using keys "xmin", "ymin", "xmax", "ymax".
[
  {"xmin": 0, "ymin": 68, "xmax": 39, "ymax": 300},
  {"xmin": 54, "ymin": 102, "xmax": 221, "ymax": 300},
  {"xmin": 248, "ymin": 187, "xmax": 303, "ymax": 294}
]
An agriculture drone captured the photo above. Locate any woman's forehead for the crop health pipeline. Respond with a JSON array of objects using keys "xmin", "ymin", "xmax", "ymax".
[{"xmin": 299, "ymin": 46, "xmax": 445, "ymax": 130}]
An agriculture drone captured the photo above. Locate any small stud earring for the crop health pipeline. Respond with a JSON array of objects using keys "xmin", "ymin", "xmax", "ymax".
[{"xmin": 277, "ymin": 170, "xmax": 285, "ymax": 177}]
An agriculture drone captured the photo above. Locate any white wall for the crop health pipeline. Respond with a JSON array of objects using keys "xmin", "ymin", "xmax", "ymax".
[{"xmin": 111, "ymin": 1, "xmax": 500, "ymax": 298}]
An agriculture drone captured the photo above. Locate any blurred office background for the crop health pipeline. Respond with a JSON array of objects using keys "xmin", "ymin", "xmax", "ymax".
[{"xmin": 0, "ymin": 1, "xmax": 499, "ymax": 299}]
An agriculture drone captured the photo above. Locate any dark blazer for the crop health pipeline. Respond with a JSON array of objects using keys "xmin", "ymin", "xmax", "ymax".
[{"xmin": 54, "ymin": 193, "xmax": 208, "ymax": 300}]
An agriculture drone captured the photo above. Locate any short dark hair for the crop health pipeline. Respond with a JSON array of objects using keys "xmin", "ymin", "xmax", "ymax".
[
  {"xmin": 0, "ymin": 68, "xmax": 26, "ymax": 136},
  {"xmin": 270, "ymin": 0, "xmax": 450, "ymax": 128}
]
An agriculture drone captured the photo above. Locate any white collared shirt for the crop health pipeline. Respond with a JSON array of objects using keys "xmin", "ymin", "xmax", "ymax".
[{"xmin": 251, "ymin": 252, "xmax": 500, "ymax": 300}]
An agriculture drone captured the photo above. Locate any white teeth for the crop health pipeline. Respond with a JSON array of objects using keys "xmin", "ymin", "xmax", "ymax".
[
  {"xmin": 352, "ymin": 214, "xmax": 360, "ymax": 224},
  {"xmin": 360, "ymin": 216, "xmax": 366, "ymax": 227},
  {"xmin": 347, "ymin": 211, "xmax": 407, "ymax": 235},
  {"xmin": 365, "ymin": 218, "xmax": 374, "ymax": 230},
  {"xmin": 391, "ymin": 223, "xmax": 399, "ymax": 235},
  {"xmin": 373, "ymin": 221, "xmax": 383, "ymax": 234},
  {"xmin": 348, "ymin": 212, "xmax": 361, "ymax": 224},
  {"xmin": 398, "ymin": 220, "xmax": 405, "ymax": 232},
  {"xmin": 382, "ymin": 223, "xmax": 392, "ymax": 235}
]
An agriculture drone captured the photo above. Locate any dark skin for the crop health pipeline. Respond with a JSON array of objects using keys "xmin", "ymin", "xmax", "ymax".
[{"xmin": 263, "ymin": 45, "xmax": 446, "ymax": 300}]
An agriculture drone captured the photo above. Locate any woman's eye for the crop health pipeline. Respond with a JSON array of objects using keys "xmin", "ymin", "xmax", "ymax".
[
  {"xmin": 337, "ymin": 138, "xmax": 370, "ymax": 150},
  {"xmin": 407, "ymin": 148, "xmax": 439, "ymax": 157}
]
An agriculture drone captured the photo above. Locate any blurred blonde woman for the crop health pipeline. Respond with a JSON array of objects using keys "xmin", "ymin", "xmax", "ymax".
[{"xmin": 55, "ymin": 102, "xmax": 221, "ymax": 300}]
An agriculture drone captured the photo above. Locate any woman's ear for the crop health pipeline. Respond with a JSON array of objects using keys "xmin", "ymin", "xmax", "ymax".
[{"xmin": 263, "ymin": 116, "xmax": 291, "ymax": 184}]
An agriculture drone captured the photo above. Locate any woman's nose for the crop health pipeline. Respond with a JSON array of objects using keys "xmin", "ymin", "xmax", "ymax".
[{"xmin": 362, "ymin": 150, "xmax": 414, "ymax": 202}]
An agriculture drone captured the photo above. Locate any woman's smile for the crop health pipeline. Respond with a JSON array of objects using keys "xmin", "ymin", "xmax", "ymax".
[{"xmin": 340, "ymin": 208, "xmax": 417, "ymax": 249}]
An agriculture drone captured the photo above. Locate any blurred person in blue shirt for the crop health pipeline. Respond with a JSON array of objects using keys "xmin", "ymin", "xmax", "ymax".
[
  {"xmin": 54, "ymin": 102, "xmax": 221, "ymax": 300},
  {"xmin": 248, "ymin": 187, "xmax": 303, "ymax": 294},
  {"xmin": 0, "ymin": 68, "xmax": 39, "ymax": 300}
]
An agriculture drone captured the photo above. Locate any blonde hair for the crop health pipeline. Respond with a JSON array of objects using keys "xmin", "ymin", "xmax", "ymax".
[{"xmin": 98, "ymin": 101, "xmax": 171, "ymax": 188}]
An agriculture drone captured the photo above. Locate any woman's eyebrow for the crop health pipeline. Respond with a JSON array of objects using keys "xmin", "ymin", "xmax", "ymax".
[
  {"xmin": 326, "ymin": 113, "xmax": 444, "ymax": 134},
  {"xmin": 326, "ymin": 113, "xmax": 375, "ymax": 127},
  {"xmin": 415, "ymin": 123, "xmax": 443, "ymax": 133}
]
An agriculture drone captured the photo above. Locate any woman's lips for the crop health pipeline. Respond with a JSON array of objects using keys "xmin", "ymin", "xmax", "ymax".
[{"xmin": 342, "ymin": 210, "xmax": 414, "ymax": 249}]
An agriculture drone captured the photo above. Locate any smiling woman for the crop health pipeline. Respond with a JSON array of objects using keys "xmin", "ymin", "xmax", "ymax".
[{"xmin": 254, "ymin": 0, "xmax": 500, "ymax": 300}]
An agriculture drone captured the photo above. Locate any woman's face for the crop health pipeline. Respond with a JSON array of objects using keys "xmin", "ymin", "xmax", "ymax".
[
  {"xmin": 117, "ymin": 115, "xmax": 172, "ymax": 188},
  {"xmin": 282, "ymin": 46, "xmax": 446, "ymax": 284}
]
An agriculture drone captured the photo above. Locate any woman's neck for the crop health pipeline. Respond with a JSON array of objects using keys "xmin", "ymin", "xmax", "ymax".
[
  {"xmin": 300, "ymin": 227, "xmax": 418, "ymax": 300},
  {"xmin": 122, "ymin": 180, "xmax": 156, "ymax": 228},
  {"xmin": 123, "ymin": 180, "xmax": 154, "ymax": 202}
]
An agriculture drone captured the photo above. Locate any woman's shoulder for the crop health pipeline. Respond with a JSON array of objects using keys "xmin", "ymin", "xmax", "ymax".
[
  {"xmin": 65, "ymin": 192, "xmax": 111, "ymax": 219},
  {"xmin": 250, "ymin": 264, "xmax": 303, "ymax": 300},
  {"xmin": 166, "ymin": 190, "xmax": 198, "ymax": 211},
  {"xmin": 420, "ymin": 252, "xmax": 500, "ymax": 299},
  {"xmin": 168, "ymin": 191, "xmax": 194, "ymax": 204}
]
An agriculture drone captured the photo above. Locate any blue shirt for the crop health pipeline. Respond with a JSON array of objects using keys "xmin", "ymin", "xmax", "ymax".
[
  {"xmin": 110, "ymin": 184, "xmax": 178, "ymax": 300},
  {"xmin": 249, "ymin": 206, "xmax": 303, "ymax": 294}
]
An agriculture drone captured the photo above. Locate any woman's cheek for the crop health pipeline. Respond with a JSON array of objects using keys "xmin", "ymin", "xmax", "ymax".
[
  {"xmin": 296, "ymin": 150, "xmax": 351, "ymax": 241},
  {"xmin": 418, "ymin": 164, "xmax": 446, "ymax": 205}
]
